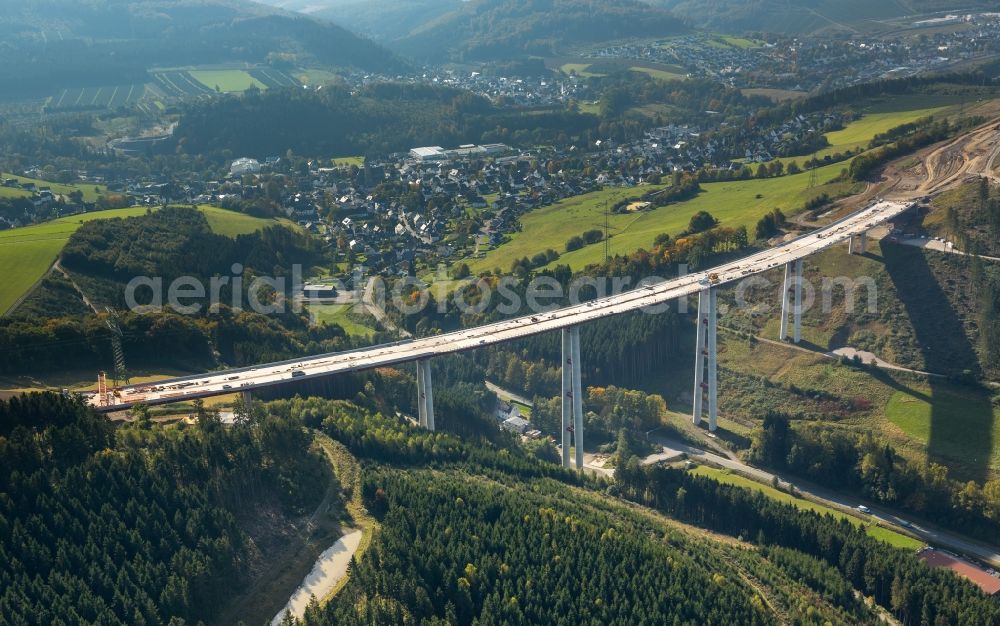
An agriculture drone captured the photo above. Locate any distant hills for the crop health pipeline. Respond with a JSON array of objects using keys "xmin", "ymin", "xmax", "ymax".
[
  {"xmin": 0, "ymin": 0, "xmax": 404, "ymax": 99},
  {"xmin": 650, "ymin": 0, "xmax": 996, "ymax": 34},
  {"xmin": 258, "ymin": 0, "xmax": 687, "ymax": 63},
  {"xmin": 259, "ymin": 0, "xmax": 464, "ymax": 43}
]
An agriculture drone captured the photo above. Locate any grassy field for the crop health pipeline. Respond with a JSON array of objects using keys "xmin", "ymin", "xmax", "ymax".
[
  {"xmin": 0, "ymin": 207, "xmax": 151, "ymax": 314},
  {"xmin": 295, "ymin": 68, "xmax": 340, "ymax": 86},
  {"xmin": 704, "ymin": 35, "xmax": 763, "ymax": 49},
  {"xmin": 784, "ymin": 95, "xmax": 963, "ymax": 167},
  {"xmin": 0, "ymin": 186, "xmax": 32, "ymax": 199},
  {"xmin": 332, "ymin": 156, "xmax": 365, "ymax": 167},
  {"xmin": 189, "ymin": 70, "xmax": 268, "ymax": 93},
  {"xmin": 466, "ymin": 160, "xmax": 854, "ymax": 273},
  {"xmin": 0, "ymin": 206, "xmax": 293, "ymax": 315},
  {"xmin": 886, "ymin": 386, "xmax": 1000, "ymax": 472},
  {"xmin": 718, "ymin": 35, "xmax": 763, "ymax": 49},
  {"xmin": 691, "ymin": 466, "xmax": 923, "ymax": 549},
  {"xmin": 710, "ymin": 323, "xmax": 1000, "ymax": 480},
  {"xmin": 309, "ymin": 304, "xmax": 376, "ymax": 337},
  {"xmin": 559, "ymin": 63, "xmax": 604, "ymax": 78},
  {"xmin": 195, "ymin": 205, "xmax": 293, "ymax": 237},
  {"xmin": 466, "ymin": 94, "xmax": 976, "ymax": 275},
  {"xmin": 1, "ymin": 172, "xmax": 107, "ymax": 202},
  {"xmin": 630, "ymin": 67, "xmax": 686, "ymax": 81}
]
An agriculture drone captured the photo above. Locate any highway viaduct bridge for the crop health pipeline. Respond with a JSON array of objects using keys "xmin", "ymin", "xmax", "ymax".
[{"xmin": 90, "ymin": 200, "xmax": 914, "ymax": 470}]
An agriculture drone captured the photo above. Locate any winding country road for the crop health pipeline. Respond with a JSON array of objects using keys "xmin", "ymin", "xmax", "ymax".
[{"xmin": 646, "ymin": 433, "xmax": 1000, "ymax": 569}]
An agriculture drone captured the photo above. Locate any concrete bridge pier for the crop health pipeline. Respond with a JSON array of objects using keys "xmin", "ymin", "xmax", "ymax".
[
  {"xmin": 849, "ymin": 231, "xmax": 868, "ymax": 255},
  {"xmin": 793, "ymin": 259, "xmax": 803, "ymax": 344},
  {"xmin": 241, "ymin": 389, "xmax": 252, "ymax": 407},
  {"xmin": 561, "ymin": 328, "xmax": 573, "ymax": 467},
  {"xmin": 416, "ymin": 359, "xmax": 435, "ymax": 431},
  {"xmin": 692, "ymin": 288, "xmax": 718, "ymax": 431},
  {"xmin": 779, "ymin": 260, "xmax": 804, "ymax": 344},
  {"xmin": 570, "ymin": 325, "xmax": 584, "ymax": 471},
  {"xmin": 779, "ymin": 262, "xmax": 792, "ymax": 340}
]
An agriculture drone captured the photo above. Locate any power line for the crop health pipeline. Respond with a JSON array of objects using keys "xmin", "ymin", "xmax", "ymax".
[
  {"xmin": 604, "ymin": 197, "xmax": 610, "ymax": 262},
  {"xmin": 105, "ymin": 308, "xmax": 129, "ymax": 386}
]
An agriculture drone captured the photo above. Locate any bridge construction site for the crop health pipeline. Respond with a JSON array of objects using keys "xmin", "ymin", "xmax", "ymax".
[{"xmin": 89, "ymin": 198, "xmax": 914, "ymax": 469}]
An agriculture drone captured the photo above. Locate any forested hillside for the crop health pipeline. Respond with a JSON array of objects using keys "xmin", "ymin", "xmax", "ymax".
[
  {"xmin": 0, "ymin": 392, "xmax": 324, "ymax": 624},
  {"xmin": 0, "ymin": 0, "xmax": 404, "ymax": 99},
  {"xmin": 746, "ymin": 414, "xmax": 1000, "ymax": 544},
  {"xmin": 173, "ymin": 74, "xmax": 764, "ymax": 158},
  {"xmin": 173, "ymin": 82, "xmax": 600, "ymax": 157},
  {"xmin": 652, "ymin": 0, "xmax": 994, "ymax": 34},
  {"xmin": 4, "ymin": 384, "xmax": 999, "ymax": 625},
  {"xmin": 269, "ymin": 396, "xmax": 1000, "ymax": 626},
  {"xmin": 389, "ymin": 0, "xmax": 687, "ymax": 62},
  {"xmin": 255, "ymin": 0, "xmax": 462, "ymax": 43},
  {"xmin": 0, "ymin": 208, "xmax": 355, "ymax": 373}
]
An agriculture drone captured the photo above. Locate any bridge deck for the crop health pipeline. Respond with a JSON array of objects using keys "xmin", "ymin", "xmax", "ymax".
[{"xmin": 92, "ymin": 200, "xmax": 912, "ymax": 412}]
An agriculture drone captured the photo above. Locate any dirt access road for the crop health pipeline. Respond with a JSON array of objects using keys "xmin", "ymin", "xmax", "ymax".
[
  {"xmin": 806, "ymin": 101, "xmax": 1000, "ymax": 223},
  {"xmin": 885, "ymin": 113, "xmax": 1000, "ymax": 199}
]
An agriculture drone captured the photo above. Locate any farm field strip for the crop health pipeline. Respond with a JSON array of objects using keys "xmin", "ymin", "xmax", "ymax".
[
  {"xmin": 177, "ymin": 72, "xmax": 215, "ymax": 95},
  {"xmin": 249, "ymin": 68, "xmax": 299, "ymax": 88},
  {"xmin": 46, "ymin": 83, "xmax": 147, "ymax": 111}
]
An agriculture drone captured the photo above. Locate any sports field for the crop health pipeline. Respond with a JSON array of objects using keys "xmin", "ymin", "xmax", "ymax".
[
  {"xmin": 189, "ymin": 70, "xmax": 268, "ymax": 93},
  {"xmin": 559, "ymin": 63, "xmax": 604, "ymax": 78},
  {"xmin": 333, "ymin": 156, "xmax": 365, "ymax": 167},
  {"xmin": 0, "ymin": 206, "xmax": 292, "ymax": 315}
]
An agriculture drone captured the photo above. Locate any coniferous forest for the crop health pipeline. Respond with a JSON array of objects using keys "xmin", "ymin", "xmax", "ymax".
[
  {"xmin": 4, "ymin": 392, "xmax": 1000, "ymax": 625},
  {"xmin": 0, "ymin": 393, "xmax": 322, "ymax": 624}
]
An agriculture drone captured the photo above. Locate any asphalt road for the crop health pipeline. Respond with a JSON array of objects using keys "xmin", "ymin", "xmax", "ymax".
[{"xmin": 647, "ymin": 433, "xmax": 1000, "ymax": 569}]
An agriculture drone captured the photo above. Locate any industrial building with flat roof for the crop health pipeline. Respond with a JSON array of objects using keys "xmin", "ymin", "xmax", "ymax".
[{"xmin": 409, "ymin": 143, "xmax": 510, "ymax": 161}]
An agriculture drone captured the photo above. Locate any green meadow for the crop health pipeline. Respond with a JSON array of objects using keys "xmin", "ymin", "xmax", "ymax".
[
  {"xmin": 308, "ymin": 304, "xmax": 376, "ymax": 337},
  {"xmin": 0, "ymin": 206, "xmax": 292, "ymax": 315},
  {"xmin": 466, "ymin": 95, "xmax": 973, "ymax": 275},
  {"xmin": 467, "ymin": 160, "xmax": 854, "ymax": 274},
  {"xmin": 1, "ymin": 172, "xmax": 107, "ymax": 202},
  {"xmin": 189, "ymin": 70, "xmax": 267, "ymax": 93},
  {"xmin": 691, "ymin": 465, "xmax": 923, "ymax": 549}
]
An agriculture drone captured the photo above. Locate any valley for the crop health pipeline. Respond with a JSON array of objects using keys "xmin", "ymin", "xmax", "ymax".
[{"xmin": 3, "ymin": 1, "xmax": 1000, "ymax": 624}]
